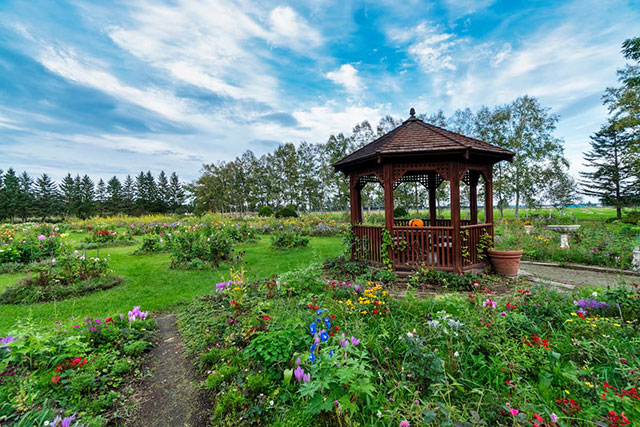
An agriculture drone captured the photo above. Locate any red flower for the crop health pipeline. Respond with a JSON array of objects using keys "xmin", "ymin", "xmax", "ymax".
[
  {"xmin": 51, "ymin": 375, "xmax": 61, "ymax": 384},
  {"xmin": 231, "ymin": 301, "xmax": 237, "ymax": 306},
  {"xmin": 262, "ymin": 315, "xmax": 271, "ymax": 322},
  {"xmin": 55, "ymin": 365, "xmax": 63, "ymax": 372},
  {"xmin": 331, "ymin": 314, "xmax": 336, "ymax": 319},
  {"xmin": 334, "ymin": 326, "xmax": 339, "ymax": 331},
  {"xmin": 330, "ymin": 332, "xmax": 334, "ymax": 337},
  {"xmin": 533, "ymin": 413, "xmax": 544, "ymax": 423},
  {"xmin": 105, "ymin": 317, "xmax": 113, "ymax": 323}
]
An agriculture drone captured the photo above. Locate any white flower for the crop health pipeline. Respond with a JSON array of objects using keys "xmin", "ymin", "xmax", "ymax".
[
  {"xmin": 269, "ymin": 400, "xmax": 274, "ymax": 406},
  {"xmin": 592, "ymin": 292, "xmax": 598, "ymax": 297},
  {"xmin": 406, "ymin": 331, "xmax": 414, "ymax": 338},
  {"xmin": 377, "ymin": 411, "xmax": 382, "ymax": 418},
  {"xmin": 454, "ymin": 351, "xmax": 460, "ymax": 357}
]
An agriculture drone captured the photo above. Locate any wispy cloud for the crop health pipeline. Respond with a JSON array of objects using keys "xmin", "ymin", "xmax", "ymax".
[
  {"xmin": 326, "ymin": 64, "xmax": 364, "ymax": 95},
  {"xmin": 388, "ymin": 21, "xmax": 459, "ymax": 72}
]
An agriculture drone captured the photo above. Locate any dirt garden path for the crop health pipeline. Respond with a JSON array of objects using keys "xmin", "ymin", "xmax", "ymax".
[{"xmin": 129, "ymin": 314, "xmax": 210, "ymax": 427}]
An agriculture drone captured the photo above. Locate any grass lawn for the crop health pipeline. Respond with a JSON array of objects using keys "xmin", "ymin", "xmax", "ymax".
[{"xmin": 0, "ymin": 235, "xmax": 343, "ymax": 333}]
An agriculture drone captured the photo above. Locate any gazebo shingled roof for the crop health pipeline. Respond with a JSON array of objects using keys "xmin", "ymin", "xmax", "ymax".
[
  {"xmin": 334, "ymin": 113, "xmax": 514, "ymax": 171},
  {"xmin": 333, "ymin": 108, "xmax": 514, "ymax": 274}
]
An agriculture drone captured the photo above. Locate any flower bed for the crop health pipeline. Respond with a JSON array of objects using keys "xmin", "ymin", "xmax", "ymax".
[
  {"xmin": 0, "ymin": 252, "xmax": 121, "ymax": 304},
  {"xmin": 0, "ymin": 306, "xmax": 155, "ymax": 426},
  {"xmin": 178, "ymin": 265, "xmax": 640, "ymax": 426}
]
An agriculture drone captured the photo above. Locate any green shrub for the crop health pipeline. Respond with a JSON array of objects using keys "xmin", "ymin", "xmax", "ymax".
[
  {"xmin": 408, "ymin": 267, "xmax": 481, "ymax": 290},
  {"xmin": 275, "ymin": 206, "xmax": 298, "ymax": 218},
  {"xmin": 205, "ymin": 364, "xmax": 238, "ymax": 390},
  {"xmin": 123, "ymin": 340, "xmax": 149, "ymax": 356},
  {"xmin": 258, "ymin": 206, "xmax": 274, "ymax": 217},
  {"xmin": 270, "ymin": 231, "xmax": 309, "ymax": 249},
  {"xmin": 393, "ymin": 206, "xmax": 408, "ymax": 218}
]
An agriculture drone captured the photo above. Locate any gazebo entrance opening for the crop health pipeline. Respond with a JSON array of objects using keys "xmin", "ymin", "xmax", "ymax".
[{"xmin": 335, "ymin": 109, "xmax": 514, "ymax": 274}]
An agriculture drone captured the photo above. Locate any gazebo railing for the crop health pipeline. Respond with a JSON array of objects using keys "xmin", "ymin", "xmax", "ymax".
[
  {"xmin": 352, "ymin": 223, "xmax": 492, "ymax": 271},
  {"xmin": 352, "ymin": 225, "xmax": 383, "ymax": 263},
  {"xmin": 393, "ymin": 226, "xmax": 453, "ymax": 268},
  {"xmin": 393, "ymin": 218, "xmax": 471, "ymax": 227},
  {"xmin": 461, "ymin": 223, "xmax": 493, "ymax": 267}
]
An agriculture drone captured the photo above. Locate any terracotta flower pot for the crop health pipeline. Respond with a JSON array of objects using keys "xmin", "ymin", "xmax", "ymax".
[{"xmin": 487, "ymin": 249, "xmax": 523, "ymax": 277}]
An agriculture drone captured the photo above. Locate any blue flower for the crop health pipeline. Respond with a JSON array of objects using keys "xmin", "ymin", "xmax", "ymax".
[
  {"xmin": 329, "ymin": 349, "xmax": 334, "ymax": 358},
  {"xmin": 309, "ymin": 352, "xmax": 316, "ymax": 363},
  {"xmin": 325, "ymin": 319, "xmax": 331, "ymax": 329},
  {"xmin": 309, "ymin": 322, "xmax": 317, "ymax": 334},
  {"xmin": 320, "ymin": 331, "xmax": 329, "ymax": 342},
  {"xmin": 316, "ymin": 309, "xmax": 323, "ymax": 315},
  {"xmin": 310, "ymin": 344, "xmax": 316, "ymax": 352}
]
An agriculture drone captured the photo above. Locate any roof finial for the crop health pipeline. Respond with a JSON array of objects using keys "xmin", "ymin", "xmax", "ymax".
[{"xmin": 410, "ymin": 107, "xmax": 416, "ymax": 117}]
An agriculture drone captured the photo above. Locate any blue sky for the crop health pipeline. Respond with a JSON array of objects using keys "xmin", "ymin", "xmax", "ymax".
[{"xmin": 1, "ymin": 0, "xmax": 639, "ymax": 183}]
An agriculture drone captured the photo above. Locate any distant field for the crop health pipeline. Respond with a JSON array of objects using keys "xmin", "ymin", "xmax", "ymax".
[{"xmin": 356, "ymin": 206, "xmax": 625, "ymax": 222}]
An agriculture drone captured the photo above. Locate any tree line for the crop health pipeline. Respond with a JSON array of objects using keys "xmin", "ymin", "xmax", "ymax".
[
  {"xmin": 191, "ymin": 95, "xmax": 580, "ymax": 217},
  {"xmin": 0, "ymin": 170, "xmax": 188, "ymax": 222},
  {"xmin": 580, "ymin": 36, "xmax": 640, "ymax": 218}
]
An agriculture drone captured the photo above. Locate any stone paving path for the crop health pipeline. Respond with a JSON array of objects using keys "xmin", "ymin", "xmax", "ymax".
[{"xmin": 519, "ymin": 262, "xmax": 639, "ymax": 289}]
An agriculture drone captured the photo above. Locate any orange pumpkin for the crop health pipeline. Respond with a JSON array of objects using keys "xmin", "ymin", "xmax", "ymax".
[{"xmin": 408, "ymin": 219, "xmax": 424, "ymax": 227}]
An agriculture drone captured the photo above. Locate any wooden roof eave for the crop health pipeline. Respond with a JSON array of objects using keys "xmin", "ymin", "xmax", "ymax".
[{"xmin": 334, "ymin": 147, "xmax": 513, "ymax": 174}]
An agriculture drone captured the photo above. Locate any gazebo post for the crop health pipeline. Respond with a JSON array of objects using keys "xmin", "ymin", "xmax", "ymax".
[
  {"xmin": 469, "ymin": 171, "xmax": 479, "ymax": 225},
  {"xmin": 428, "ymin": 171, "xmax": 437, "ymax": 224},
  {"xmin": 383, "ymin": 164, "xmax": 394, "ymax": 266},
  {"xmin": 349, "ymin": 175, "xmax": 362, "ymax": 224},
  {"xmin": 484, "ymin": 168, "xmax": 494, "ymax": 234},
  {"xmin": 450, "ymin": 162, "xmax": 463, "ymax": 273}
]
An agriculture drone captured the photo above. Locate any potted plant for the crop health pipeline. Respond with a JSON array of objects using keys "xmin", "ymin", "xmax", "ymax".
[{"xmin": 479, "ymin": 232, "xmax": 523, "ymax": 277}]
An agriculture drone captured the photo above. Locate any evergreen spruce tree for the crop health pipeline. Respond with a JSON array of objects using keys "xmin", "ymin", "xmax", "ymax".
[
  {"xmin": 35, "ymin": 174, "xmax": 58, "ymax": 221},
  {"xmin": 169, "ymin": 172, "xmax": 185, "ymax": 213},
  {"xmin": 122, "ymin": 175, "xmax": 135, "ymax": 215},
  {"xmin": 156, "ymin": 171, "xmax": 170, "ymax": 213},
  {"xmin": 105, "ymin": 176, "xmax": 123, "ymax": 216},
  {"xmin": 78, "ymin": 175, "xmax": 95, "ymax": 219},
  {"xmin": 59, "ymin": 174, "xmax": 79, "ymax": 218},
  {"xmin": 1, "ymin": 168, "xmax": 20, "ymax": 223},
  {"xmin": 580, "ymin": 121, "xmax": 636, "ymax": 218},
  {"xmin": 18, "ymin": 171, "xmax": 34, "ymax": 222},
  {"xmin": 96, "ymin": 179, "xmax": 106, "ymax": 216}
]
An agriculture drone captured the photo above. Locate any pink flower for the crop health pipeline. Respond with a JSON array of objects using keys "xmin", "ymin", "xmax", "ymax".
[
  {"xmin": 509, "ymin": 408, "xmax": 519, "ymax": 416},
  {"xmin": 400, "ymin": 421, "xmax": 410, "ymax": 427},
  {"xmin": 551, "ymin": 413, "xmax": 558, "ymax": 422},
  {"xmin": 37, "ymin": 235, "xmax": 46, "ymax": 241}
]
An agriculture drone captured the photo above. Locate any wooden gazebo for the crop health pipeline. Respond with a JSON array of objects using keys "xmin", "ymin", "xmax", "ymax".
[{"xmin": 334, "ymin": 108, "xmax": 514, "ymax": 274}]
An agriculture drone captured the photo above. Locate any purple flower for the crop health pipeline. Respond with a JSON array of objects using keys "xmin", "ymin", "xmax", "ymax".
[
  {"xmin": 500, "ymin": 312, "xmax": 507, "ymax": 316},
  {"xmin": 295, "ymin": 357, "xmax": 301, "ymax": 366},
  {"xmin": 573, "ymin": 298, "xmax": 611, "ymax": 311},
  {"xmin": 128, "ymin": 306, "xmax": 149, "ymax": 322},
  {"xmin": 303, "ymin": 373, "xmax": 311, "ymax": 383},
  {"xmin": 350, "ymin": 336, "xmax": 360, "ymax": 346},
  {"xmin": 216, "ymin": 281, "xmax": 228, "ymax": 291},
  {"xmin": 294, "ymin": 366, "xmax": 305, "ymax": 383},
  {"xmin": 37, "ymin": 235, "xmax": 46, "ymax": 241},
  {"xmin": 0, "ymin": 336, "xmax": 16, "ymax": 345},
  {"xmin": 339, "ymin": 338, "xmax": 348, "ymax": 348},
  {"xmin": 400, "ymin": 421, "xmax": 410, "ymax": 427}
]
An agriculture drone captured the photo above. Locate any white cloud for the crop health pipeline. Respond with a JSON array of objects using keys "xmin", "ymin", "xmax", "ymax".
[
  {"xmin": 268, "ymin": 6, "xmax": 322, "ymax": 48},
  {"xmin": 325, "ymin": 64, "xmax": 363, "ymax": 95},
  {"xmin": 388, "ymin": 21, "xmax": 459, "ymax": 72},
  {"xmin": 106, "ymin": 1, "xmax": 322, "ymax": 106}
]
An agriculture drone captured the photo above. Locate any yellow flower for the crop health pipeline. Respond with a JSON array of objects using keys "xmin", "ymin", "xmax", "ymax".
[
  {"xmin": 566, "ymin": 319, "xmax": 573, "ymax": 322},
  {"xmin": 564, "ymin": 389, "xmax": 570, "ymax": 395},
  {"xmin": 361, "ymin": 310, "xmax": 367, "ymax": 314},
  {"xmin": 585, "ymin": 382, "xmax": 594, "ymax": 388},
  {"xmin": 570, "ymin": 312, "xmax": 577, "ymax": 316},
  {"xmin": 614, "ymin": 323, "xmax": 621, "ymax": 327}
]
